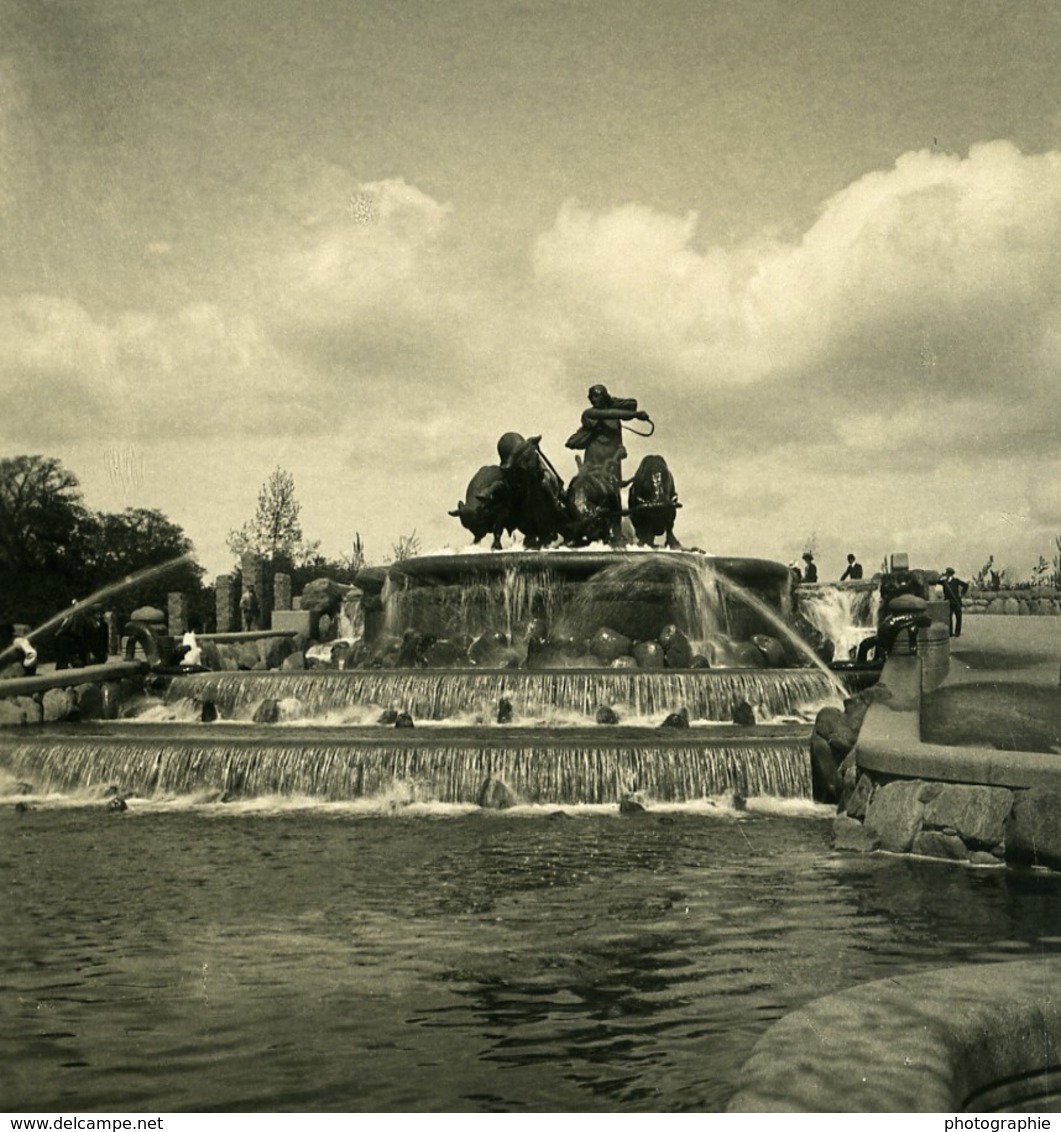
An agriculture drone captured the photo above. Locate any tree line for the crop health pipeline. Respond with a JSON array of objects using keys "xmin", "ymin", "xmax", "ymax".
[{"xmin": 0, "ymin": 457, "xmax": 403, "ymax": 633}]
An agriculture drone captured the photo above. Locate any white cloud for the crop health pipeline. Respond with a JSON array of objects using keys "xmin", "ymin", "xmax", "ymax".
[{"xmin": 8, "ymin": 144, "xmax": 1061, "ymax": 578}]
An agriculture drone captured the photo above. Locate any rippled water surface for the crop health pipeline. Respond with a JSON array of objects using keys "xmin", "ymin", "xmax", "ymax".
[{"xmin": 4, "ymin": 801, "xmax": 1061, "ymax": 1112}]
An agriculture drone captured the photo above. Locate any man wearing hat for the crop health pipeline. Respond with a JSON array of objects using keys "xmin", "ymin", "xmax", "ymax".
[
  {"xmin": 801, "ymin": 551, "xmax": 818, "ymax": 584},
  {"xmin": 939, "ymin": 567, "xmax": 969, "ymax": 637}
]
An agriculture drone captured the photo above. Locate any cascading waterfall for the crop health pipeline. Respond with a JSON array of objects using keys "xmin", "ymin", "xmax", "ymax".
[
  {"xmin": 0, "ymin": 549, "xmax": 868, "ymax": 809},
  {"xmin": 2, "ymin": 729, "xmax": 812, "ymax": 804},
  {"xmin": 164, "ymin": 668, "xmax": 846, "ymax": 723},
  {"xmin": 797, "ymin": 584, "xmax": 880, "ymax": 659}
]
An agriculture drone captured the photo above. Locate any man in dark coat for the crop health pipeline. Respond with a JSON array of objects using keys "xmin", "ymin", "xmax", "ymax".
[
  {"xmin": 840, "ymin": 554, "xmax": 863, "ymax": 580},
  {"xmin": 939, "ymin": 567, "xmax": 969, "ymax": 637}
]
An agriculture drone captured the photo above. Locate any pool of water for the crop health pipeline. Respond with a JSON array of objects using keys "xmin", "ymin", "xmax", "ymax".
[{"xmin": 5, "ymin": 799, "xmax": 1061, "ymax": 1112}]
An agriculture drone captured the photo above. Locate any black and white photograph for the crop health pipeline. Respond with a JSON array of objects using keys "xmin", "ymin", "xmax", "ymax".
[{"xmin": 3, "ymin": 0, "xmax": 1061, "ymax": 1117}]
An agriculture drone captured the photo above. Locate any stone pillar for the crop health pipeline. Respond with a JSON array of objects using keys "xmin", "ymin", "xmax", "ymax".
[
  {"xmin": 105, "ymin": 611, "xmax": 121, "ymax": 656},
  {"xmin": 274, "ymin": 572, "xmax": 292, "ymax": 612},
  {"xmin": 168, "ymin": 592, "xmax": 190, "ymax": 636},
  {"xmin": 216, "ymin": 574, "xmax": 237, "ymax": 633},
  {"xmin": 240, "ymin": 552, "xmax": 271, "ymax": 630}
]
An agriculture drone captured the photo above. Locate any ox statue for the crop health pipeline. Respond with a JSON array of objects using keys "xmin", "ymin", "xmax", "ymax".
[
  {"xmin": 499, "ymin": 433, "xmax": 567, "ymax": 549},
  {"xmin": 564, "ymin": 451, "xmax": 625, "ymax": 546},
  {"xmin": 626, "ymin": 455, "xmax": 681, "ymax": 548},
  {"xmin": 449, "ymin": 464, "xmax": 512, "ymax": 550}
]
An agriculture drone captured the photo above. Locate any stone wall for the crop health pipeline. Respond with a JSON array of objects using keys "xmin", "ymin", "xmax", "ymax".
[
  {"xmin": 965, "ymin": 587, "xmax": 1061, "ymax": 615},
  {"xmin": 835, "ymin": 777, "xmax": 1010, "ymax": 864}
]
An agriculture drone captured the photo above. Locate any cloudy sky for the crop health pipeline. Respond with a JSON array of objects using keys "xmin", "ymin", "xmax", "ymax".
[{"xmin": 5, "ymin": 0, "xmax": 1061, "ymax": 583}]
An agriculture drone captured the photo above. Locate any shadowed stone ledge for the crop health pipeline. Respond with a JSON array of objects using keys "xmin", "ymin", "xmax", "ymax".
[{"xmin": 727, "ymin": 959, "xmax": 1061, "ymax": 1112}]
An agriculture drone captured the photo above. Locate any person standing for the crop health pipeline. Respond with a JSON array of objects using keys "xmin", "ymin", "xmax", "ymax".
[
  {"xmin": 240, "ymin": 584, "xmax": 260, "ymax": 632},
  {"xmin": 840, "ymin": 554, "xmax": 864, "ymax": 581},
  {"xmin": 938, "ymin": 567, "xmax": 969, "ymax": 637},
  {"xmin": 801, "ymin": 552, "xmax": 818, "ymax": 584}
]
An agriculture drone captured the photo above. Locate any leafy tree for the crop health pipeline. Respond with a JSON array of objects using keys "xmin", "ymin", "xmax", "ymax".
[
  {"xmin": 0, "ymin": 456, "xmax": 208, "ymax": 628},
  {"xmin": 0, "ymin": 455, "xmax": 91, "ymax": 622},
  {"xmin": 80, "ymin": 508, "xmax": 206, "ymax": 619},
  {"xmin": 227, "ymin": 466, "xmax": 321, "ymax": 566}
]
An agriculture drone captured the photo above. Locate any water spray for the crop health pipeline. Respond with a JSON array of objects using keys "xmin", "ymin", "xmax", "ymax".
[{"xmin": 0, "ymin": 553, "xmax": 196, "ymax": 666}]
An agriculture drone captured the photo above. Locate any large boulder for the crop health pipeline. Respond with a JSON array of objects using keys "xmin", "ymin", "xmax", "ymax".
[
  {"xmin": 922, "ymin": 784, "xmax": 1013, "ymax": 849},
  {"xmin": 0, "ymin": 696, "xmax": 41, "ymax": 726},
  {"xmin": 257, "ymin": 635, "xmax": 294, "ymax": 670},
  {"xmin": 863, "ymin": 780, "xmax": 933, "ymax": 853},
  {"xmin": 299, "ymin": 578, "xmax": 354, "ymax": 616},
  {"xmin": 42, "ymin": 687, "xmax": 78, "ymax": 723},
  {"xmin": 659, "ymin": 625, "xmax": 693, "ymax": 669},
  {"xmin": 589, "ymin": 627, "xmax": 632, "ymax": 665}
]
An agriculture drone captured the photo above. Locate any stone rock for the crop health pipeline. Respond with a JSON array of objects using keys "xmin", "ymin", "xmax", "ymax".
[
  {"xmin": 619, "ymin": 797, "xmax": 647, "ymax": 816},
  {"xmin": 73, "ymin": 683, "xmax": 105, "ymax": 720},
  {"xmin": 844, "ymin": 774, "xmax": 875, "ymax": 821},
  {"xmin": 863, "ymin": 779, "xmax": 929, "ymax": 852},
  {"xmin": 299, "ymin": 578, "xmax": 353, "ymax": 615},
  {"xmin": 1005, "ymin": 790, "xmax": 1061, "ymax": 870},
  {"xmin": 836, "ymin": 751, "xmax": 859, "ymax": 810},
  {"xmin": 496, "ymin": 698, "xmax": 513, "ymax": 724},
  {"xmin": 280, "ymin": 651, "xmax": 307, "ymax": 671},
  {"xmin": 200, "ymin": 641, "xmax": 224, "ymax": 671},
  {"xmin": 633, "ymin": 640, "xmax": 665, "ymax": 669},
  {"xmin": 659, "ymin": 707, "xmax": 690, "ymax": 729},
  {"xmin": 912, "ymin": 830, "xmax": 970, "ymax": 861},
  {"xmin": 197, "ymin": 699, "xmax": 219, "ymax": 723},
  {"xmin": 751, "ymin": 634, "xmax": 786, "ymax": 667},
  {"xmin": 731, "ymin": 700, "xmax": 756, "ymax": 726},
  {"xmin": 813, "ymin": 706, "xmax": 844, "ymax": 738},
  {"xmin": 394, "ymin": 712, "xmax": 415, "ymax": 728},
  {"xmin": 236, "ymin": 642, "xmax": 260, "ymax": 670},
  {"xmin": 610, "ymin": 655, "xmax": 638, "ymax": 669},
  {"xmin": 826, "ymin": 719, "xmax": 858, "ymax": 758},
  {"xmin": 887, "ymin": 594, "xmax": 928, "ymax": 613},
  {"xmin": 843, "ymin": 696, "xmax": 870, "ymax": 731},
  {"xmin": 252, "ymin": 698, "xmax": 281, "ymax": 724},
  {"xmin": 595, "ymin": 705, "xmax": 620, "ymax": 725},
  {"xmin": 0, "ymin": 697, "xmax": 38, "ymax": 725},
  {"xmin": 478, "ymin": 777, "xmax": 516, "ymax": 809},
  {"xmin": 42, "ymin": 687, "xmax": 78, "ymax": 723},
  {"xmin": 1002, "ymin": 597, "xmax": 1020, "ymax": 615},
  {"xmin": 589, "ymin": 627, "xmax": 632, "ymax": 664},
  {"xmin": 731, "ymin": 641, "xmax": 767, "ymax": 668},
  {"xmin": 833, "ymin": 814, "xmax": 881, "ymax": 853},
  {"xmin": 377, "ymin": 709, "xmax": 399, "ymax": 725},
  {"xmin": 659, "ymin": 625, "xmax": 694, "ymax": 669},
  {"xmin": 257, "ymin": 635, "xmax": 294, "ymax": 669},
  {"xmin": 810, "ymin": 733, "xmax": 839, "ymax": 803},
  {"xmin": 922, "ymin": 784, "xmax": 1014, "ymax": 849}
]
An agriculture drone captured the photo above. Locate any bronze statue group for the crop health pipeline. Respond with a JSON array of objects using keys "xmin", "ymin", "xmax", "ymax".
[{"xmin": 450, "ymin": 385, "xmax": 682, "ymax": 551}]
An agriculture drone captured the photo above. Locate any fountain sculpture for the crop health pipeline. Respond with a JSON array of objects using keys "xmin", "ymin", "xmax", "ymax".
[{"xmin": 0, "ymin": 391, "xmax": 883, "ymax": 808}]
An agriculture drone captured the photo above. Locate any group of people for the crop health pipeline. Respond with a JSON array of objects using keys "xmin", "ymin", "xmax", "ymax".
[
  {"xmin": 790, "ymin": 551, "xmax": 970, "ymax": 639},
  {"xmin": 790, "ymin": 551, "xmax": 865, "ymax": 584}
]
